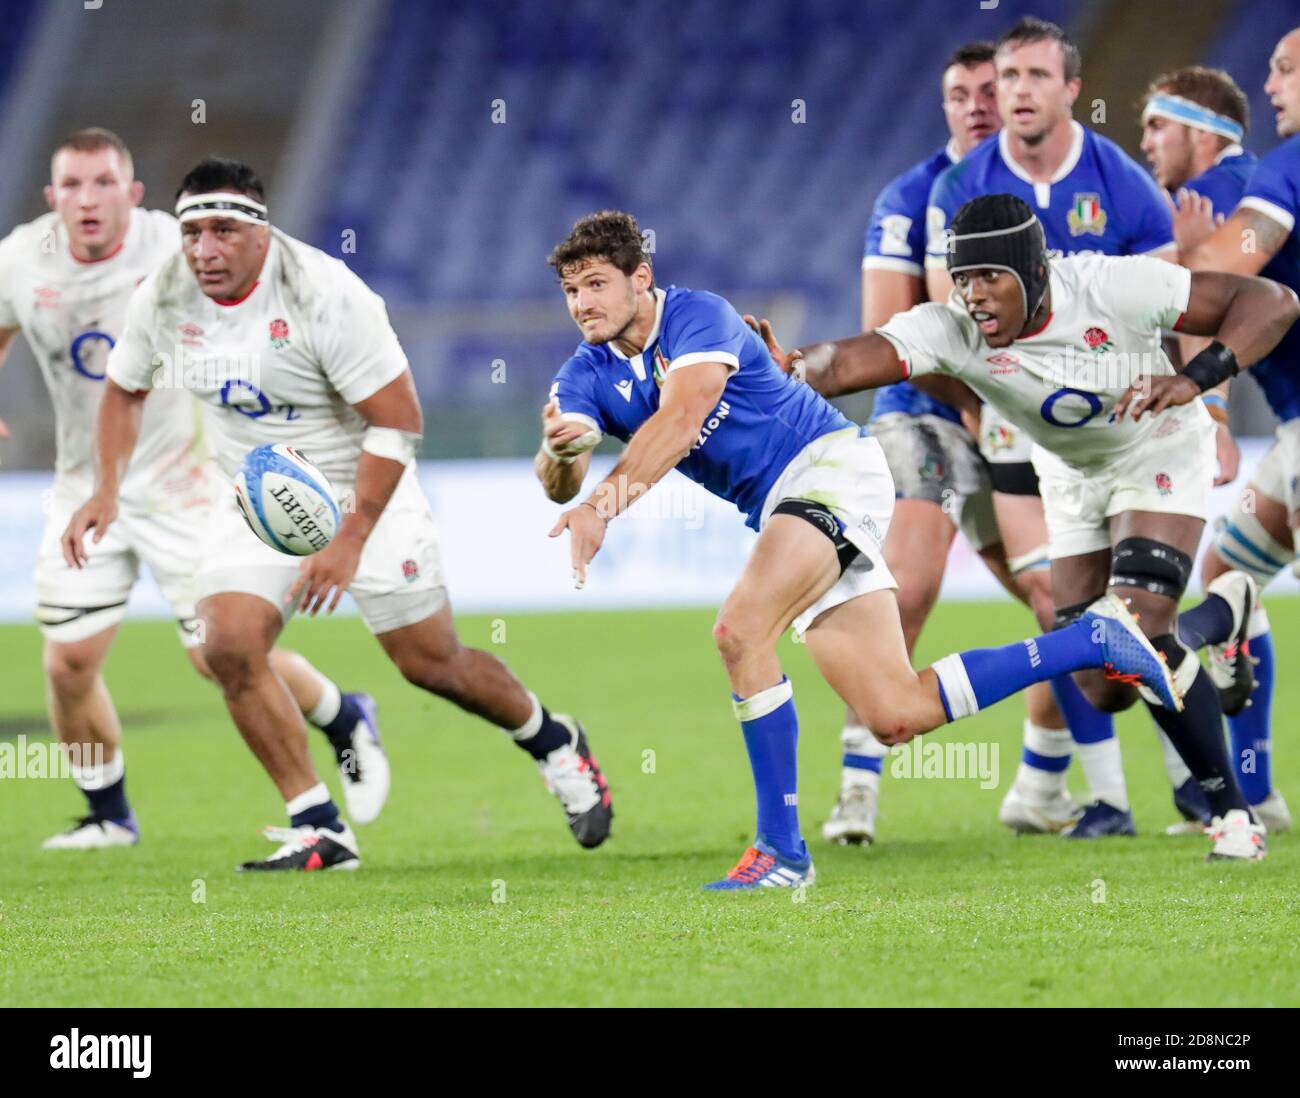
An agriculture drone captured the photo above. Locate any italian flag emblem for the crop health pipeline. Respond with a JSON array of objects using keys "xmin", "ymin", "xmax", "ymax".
[{"xmin": 1067, "ymin": 193, "xmax": 1107, "ymax": 237}]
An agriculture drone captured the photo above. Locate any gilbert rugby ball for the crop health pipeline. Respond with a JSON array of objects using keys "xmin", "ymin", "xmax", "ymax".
[{"xmin": 234, "ymin": 444, "xmax": 340, "ymax": 556}]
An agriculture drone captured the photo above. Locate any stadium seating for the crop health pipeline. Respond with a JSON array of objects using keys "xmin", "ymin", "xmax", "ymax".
[{"xmin": 316, "ymin": 0, "xmax": 1079, "ymax": 344}]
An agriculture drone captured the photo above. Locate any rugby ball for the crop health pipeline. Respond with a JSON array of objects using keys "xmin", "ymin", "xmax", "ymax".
[{"xmin": 234, "ymin": 444, "xmax": 340, "ymax": 556}]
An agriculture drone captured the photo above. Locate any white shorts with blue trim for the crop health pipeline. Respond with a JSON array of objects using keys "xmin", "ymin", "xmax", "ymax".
[{"xmin": 758, "ymin": 426, "xmax": 898, "ymax": 637}]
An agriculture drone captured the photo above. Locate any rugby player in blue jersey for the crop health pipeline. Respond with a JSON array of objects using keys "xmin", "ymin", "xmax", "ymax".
[
  {"xmin": 923, "ymin": 17, "xmax": 1209, "ymax": 838},
  {"xmin": 1156, "ymin": 35, "xmax": 1300, "ymax": 834},
  {"xmin": 535, "ymin": 210, "xmax": 1183, "ymax": 888},
  {"xmin": 837, "ymin": 39, "xmax": 1097, "ymax": 846}
]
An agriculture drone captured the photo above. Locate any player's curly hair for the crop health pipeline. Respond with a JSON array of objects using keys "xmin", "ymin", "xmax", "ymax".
[
  {"xmin": 1143, "ymin": 66, "xmax": 1250, "ymax": 139},
  {"xmin": 548, "ymin": 210, "xmax": 651, "ymax": 280}
]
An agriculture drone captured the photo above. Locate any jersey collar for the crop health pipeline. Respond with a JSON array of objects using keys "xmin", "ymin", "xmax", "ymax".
[
  {"xmin": 1214, "ymin": 142, "xmax": 1245, "ymax": 164},
  {"xmin": 212, "ymin": 236, "xmax": 276, "ymax": 307},
  {"xmin": 944, "ymin": 137, "xmax": 961, "ymax": 165},
  {"xmin": 998, "ymin": 120, "xmax": 1086, "ymax": 188},
  {"xmin": 608, "ymin": 287, "xmax": 666, "ymax": 361}
]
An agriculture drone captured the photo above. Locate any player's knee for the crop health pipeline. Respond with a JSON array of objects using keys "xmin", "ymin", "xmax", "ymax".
[
  {"xmin": 186, "ymin": 645, "xmax": 216, "ymax": 683},
  {"xmin": 42, "ymin": 641, "xmax": 102, "ymax": 694},
  {"xmin": 393, "ymin": 644, "xmax": 462, "ymax": 697},
  {"xmin": 202, "ymin": 637, "xmax": 263, "ymax": 695},
  {"xmin": 711, "ymin": 612, "xmax": 763, "ymax": 669}
]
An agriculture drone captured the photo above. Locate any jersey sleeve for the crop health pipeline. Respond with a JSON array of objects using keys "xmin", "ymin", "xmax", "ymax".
[
  {"xmin": 105, "ymin": 281, "xmax": 162, "ymax": 392},
  {"xmin": 1096, "ymin": 255, "xmax": 1191, "ymax": 331},
  {"xmin": 1185, "ymin": 170, "xmax": 1242, "ymax": 219},
  {"xmin": 875, "ymin": 302, "xmax": 973, "ymax": 378},
  {"xmin": 924, "ymin": 165, "xmax": 964, "ymax": 269},
  {"xmin": 1239, "ymin": 140, "xmax": 1300, "ymax": 234},
  {"xmin": 662, "ymin": 291, "xmax": 745, "ymax": 376},
  {"xmin": 1119, "ymin": 161, "xmax": 1176, "ymax": 254},
  {"xmin": 316, "ymin": 266, "xmax": 410, "ymax": 404},
  {"xmin": 862, "ymin": 175, "xmax": 927, "ymax": 277},
  {"xmin": 548, "ymin": 356, "xmax": 607, "ymax": 437}
]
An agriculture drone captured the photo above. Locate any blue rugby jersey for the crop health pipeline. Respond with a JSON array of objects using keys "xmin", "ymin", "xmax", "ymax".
[
  {"xmin": 863, "ymin": 143, "xmax": 964, "ymax": 426},
  {"xmin": 1234, "ymin": 135, "xmax": 1300, "ymax": 422},
  {"xmin": 926, "ymin": 122, "xmax": 1173, "ymax": 266},
  {"xmin": 550, "ymin": 286, "xmax": 855, "ymax": 530}
]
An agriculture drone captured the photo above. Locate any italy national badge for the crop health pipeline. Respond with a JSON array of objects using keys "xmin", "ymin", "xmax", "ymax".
[{"xmin": 1067, "ymin": 193, "xmax": 1107, "ymax": 237}]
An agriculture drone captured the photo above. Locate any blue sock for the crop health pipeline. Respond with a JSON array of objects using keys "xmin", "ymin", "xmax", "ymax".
[
  {"xmin": 1178, "ymin": 594, "xmax": 1235, "ymax": 650},
  {"xmin": 1049, "ymin": 673, "xmax": 1114, "ymax": 745},
  {"xmin": 291, "ymin": 799, "xmax": 343, "ymax": 832},
  {"xmin": 1229, "ymin": 629, "xmax": 1273, "ymax": 804},
  {"xmin": 933, "ymin": 621, "xmax": 1100, "ymax": 720},
  {"xmin": 85, "ymin": 775, "xmax": 131, "ymax": 824},
  {"xmin": 319, "ymin": 692, "xmax": 364, "ymax": 747},
  {"xmin": 735, "ymin": 678, "xmax": 807, "ymax": 864},
  {"xmin": 843, "ymin": 753, "xmax": 883, "ymax": 774}
]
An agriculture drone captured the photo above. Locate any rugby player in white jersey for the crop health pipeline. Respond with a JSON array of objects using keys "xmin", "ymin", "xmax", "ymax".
[
  {"xmin": 62, "ymin": 158, "xmax": 611, "ymax": 870},
  {"xmin": 752, "ymin": 194, "xmax": 1299, "ymax": 860},
  {"xmin": 0, "ymin": 131, "xmax": 383, "ymax": 851}
]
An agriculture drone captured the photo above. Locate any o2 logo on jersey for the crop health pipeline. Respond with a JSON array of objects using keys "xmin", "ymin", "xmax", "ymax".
[
  {"xmin": 1040, "ymin": 386, "xmax": 1103, "ymax": 428},
  {"xmin": 219, "ymin": 378, "xmax": 299, "ymax": 420},
  {"xmin": 70, "ymin": 330, "xmax": 115, "ymax": 381}
]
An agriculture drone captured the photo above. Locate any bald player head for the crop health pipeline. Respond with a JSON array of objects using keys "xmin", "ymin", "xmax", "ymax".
[{"xmin": 1265, "ymin": 28, "xmax": 1300, "ymax": 137}]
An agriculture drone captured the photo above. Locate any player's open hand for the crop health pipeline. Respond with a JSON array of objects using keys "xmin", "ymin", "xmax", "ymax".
[
  {"xmin": 541, "ymin": 399, "xmax": 601, "ymax": 459},
  {"xmin": 61, "ymin": 491, "xmax": 119, "ymax": 568},
  {"xmin": 1113, "ymin": 374, "xmax": 1200, "ymax": 421},
  {"xmin": 1168, "ymin": 188, "xmax": 1223, "ymax": 257},
  {"xmin": 286, "ymin": 531, "xmax": 363, "ymax": 616},
  {"xmin": 548, "ymin": 501, "xmax": 606, "ymax": 589},
  {"xmin": 742, "ymin": 314, "xmax": 801, "ymax": 377}
]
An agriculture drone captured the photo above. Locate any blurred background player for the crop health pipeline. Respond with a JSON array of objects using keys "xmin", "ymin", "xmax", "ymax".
[
  {"xmin": 924, "ymin": 17, "xmax": 1203, "ymax": 837},
  {"xmin": 828, "ymin": 40, "xmax": 1082, "ymax": 846},
  {"xmin": 540, "ymin": 210, "xmax": 1185, "ymax": 888},
  {"xmin": 0, "ymin": 129, "xmax": 384, "ymax": 851},
  {"xmin": 1162, "ymin": 29, "xmax": 1300, "ymax": 833},
  {"xmin": 63, "ymin": 158, "xmax": 612, "ymax": 870}
]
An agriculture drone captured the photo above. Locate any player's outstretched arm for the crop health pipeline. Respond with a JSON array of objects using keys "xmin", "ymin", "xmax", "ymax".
[
  {"xmin": 288, "ymin": 371, "xmax": 422, "ymax": 615},
  {"xmin": 61, "ymin": 379, "xmax": 147, "ymax": 566},
  {"xmin": 744, "ymin": 315, "xmax": 908, "ymax": 399},
  {"xmin": 1182, "ymin": 207, "xmax": 1288, "ymax": 276},
  {"xmin": 534, "ymin": 399, "xmax": 594, "ymax": 503},
  {"xmin": 1116, "ymin": 270, "xmax": 1300, "ymax": 420},
  {"xmin": 549, "ymin": 361, "xmax": 729, "ymax": 588}
]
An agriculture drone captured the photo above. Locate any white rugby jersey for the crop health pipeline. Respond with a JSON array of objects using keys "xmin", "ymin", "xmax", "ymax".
[
  {"xmin": 877, "ymin": 253, "xmax": 1211, "ymax": 471},
  {"xmin": 107, "ymin": 229, "xmax": 409, "ymax": 489},
  {"xmin": 0, "ymin": 208, "xmax": 205, "ymax": 507}
]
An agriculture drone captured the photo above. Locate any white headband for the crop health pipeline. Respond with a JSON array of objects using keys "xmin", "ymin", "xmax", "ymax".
[{"xmin": 175, "ymin": 191, "xmax": 269, "ymax": 225}]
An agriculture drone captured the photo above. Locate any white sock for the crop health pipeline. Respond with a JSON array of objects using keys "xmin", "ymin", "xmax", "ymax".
[
  {"xmin": 1074, "ymin": 738, "xmax": 1129, "ymax": 811},
  {"xmin": 509, "ymin": 691, "xmax": 544, "ymax": 742},
  {"xmin": 841, "ymin": 723, "xmax": 886, "ymax": 790},
  {"xmin": 307, "ymin": 677, "xmax": 343, "ymax": 727},
  {"xmin": 1015, "ymin": 720, "xmax": 1072, "ymax": 799},
  {"xmin": 932, "ymin": 654, "xmax": 978, "ymax": 720},
  {"xmin": 70, "ymin": 746, "xmax": 124, "ymax": 791},
  {"xmin": 285, "ymin": 782, "xmax": 331, "ymax": 818},
  {"xmin": 1248, "ymin": 604, "xmax": 1270, "ymax": 639},
  {"xmin": 1156, "ymin": 728, "xmax": 1192, "ymax": 788}
]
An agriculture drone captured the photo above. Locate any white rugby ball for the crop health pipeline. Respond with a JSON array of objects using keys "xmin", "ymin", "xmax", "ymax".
[{"xmin": 234, "ymin": 444, "xmax": 340, "ymax": 556}]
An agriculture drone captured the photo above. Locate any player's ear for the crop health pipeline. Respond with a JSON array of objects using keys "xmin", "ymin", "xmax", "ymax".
[
  {"xmin": 43, "ymin": 184, "xmax": 55, "ymax": 212},
  {"xmin": 130, "ymin": 179, "xmax": 145, "ymax": 207},
  {"xmin": 633, "ymin": 261, "xmax": 653, "ymax": 292}
]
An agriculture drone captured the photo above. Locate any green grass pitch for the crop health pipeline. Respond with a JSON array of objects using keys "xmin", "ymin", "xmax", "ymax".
[{"xmin": 1, "ymin": 599, "xmax": 1297, "ymax": 1007}]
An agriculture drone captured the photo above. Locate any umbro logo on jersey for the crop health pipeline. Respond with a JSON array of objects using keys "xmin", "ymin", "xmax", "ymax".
[
  {"xmin": 179, "ymin": 321, "xmax": 204, "ymax": 346},
  {"xmin": 34, "ymin": 286, "xmax": 61, "ymax": 309},
  {"xmin": 614, "ymin": 379, "xmax": 634, "ymax": 402},
  {"xmin": 986, "ymin": 352, "xmax": 1019, "ymax": 374}
]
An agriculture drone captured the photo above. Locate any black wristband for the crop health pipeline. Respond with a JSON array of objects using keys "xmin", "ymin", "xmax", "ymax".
[{"xmin": 1182, "ymin": 340, "xmax": 1239, "ymax": 392}]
